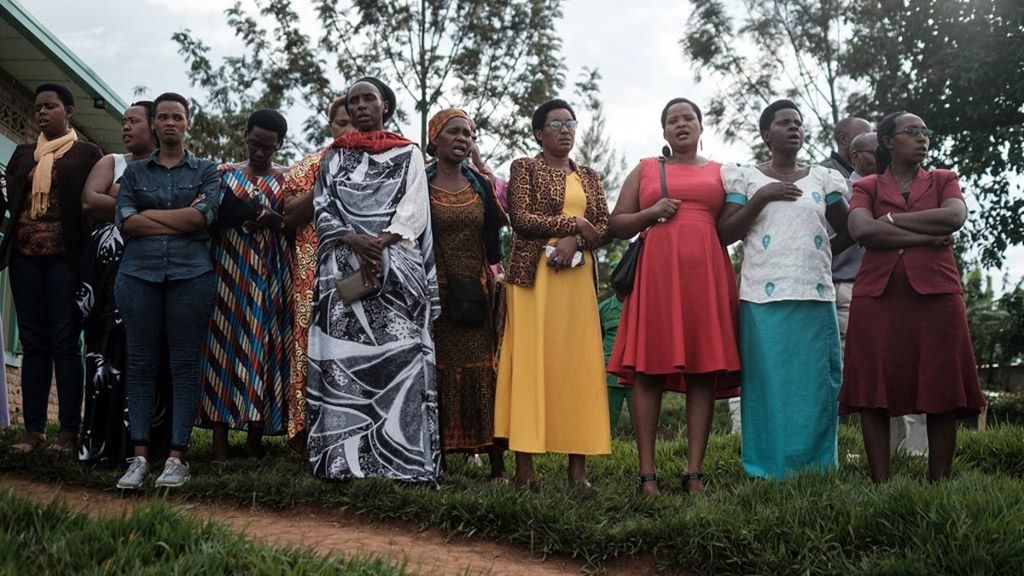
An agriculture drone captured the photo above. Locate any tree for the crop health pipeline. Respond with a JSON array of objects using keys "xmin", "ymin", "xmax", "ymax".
[
  {"xmin": 964, "ymin": 267, "xmax": 1024, "ymax": 388},
  {"xmin": 681, "ymin": 0, "xmax": 1024, "ymax": 267},
  {"xmin": 681, "ymin": 0, "xmax": 852, "ymax": 159},
  {"xmin": 173, "ymin": 0, "xmax": 566, "ymax": 164},
  {"xmin": 572, "ymin": 68, "xmax": 629, "ymax": 301},
  {"xmin": 842, "ymin": 0, "xmax": 1024, "ymax": 268}
]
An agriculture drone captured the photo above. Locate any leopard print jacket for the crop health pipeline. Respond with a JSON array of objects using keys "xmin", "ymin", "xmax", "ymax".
[{"xmin": 504, "ymin": 155, "xmax": 609, "ymax": 287}]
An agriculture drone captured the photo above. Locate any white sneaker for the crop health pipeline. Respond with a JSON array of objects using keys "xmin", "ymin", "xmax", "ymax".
[
  {"xmin": 117, "ymin": 456, "xmax": 149, "ymax": 490},
  {"xmin": 154, "ymin": 457, "xmax": 191, "ymax": 488}
]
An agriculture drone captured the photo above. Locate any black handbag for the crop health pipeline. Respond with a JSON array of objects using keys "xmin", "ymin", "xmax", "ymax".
[
  {"xmin": 610, "ymin": 157, "xmax": 669, "ymax": 295},
  {"xmin": 436, "ymin": 222, "xmax": 488, "ymax": 326},
  {"xmin": 445, "ymin": 275, "xmax": 488, "ymax": 326}
]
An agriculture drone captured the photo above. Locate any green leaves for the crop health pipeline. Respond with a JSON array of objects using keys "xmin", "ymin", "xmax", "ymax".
[{"xmin": 174, "ymin": 0, "xmax": 566, "ymax": 165}]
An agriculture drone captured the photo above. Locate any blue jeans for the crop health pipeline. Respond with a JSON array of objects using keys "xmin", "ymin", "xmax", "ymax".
[
  {"xmin": 9, "ymin": 253, "xmax": 83, "ymax": 434},
  {"xmin": 114, "ymin": 272, "xmax": 215, "ymax": 452}
]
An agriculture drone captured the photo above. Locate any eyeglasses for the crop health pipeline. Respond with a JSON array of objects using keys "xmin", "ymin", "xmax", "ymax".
[
  {"xmin": 246, "ymin": 139, "xmax": 279, "ymax": 154},
  {"xmin": 894, "ymin": 127, "xmax": 934, "ymax": 139},
  {"xmin": 852, "ymin": 148, "xmax": 875, "ymax": 154},
  {"xmin": 544, "ymin": 119, "xmax": 578, "ymax": 131}
]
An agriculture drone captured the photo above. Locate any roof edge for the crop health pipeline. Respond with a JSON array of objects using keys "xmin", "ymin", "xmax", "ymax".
[{"xmin": 0, "ymin": 0, "xmax": 127, "ymax": 117}]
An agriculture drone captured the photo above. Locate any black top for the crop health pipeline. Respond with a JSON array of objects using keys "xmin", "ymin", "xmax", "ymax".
[{"xmin": 0, "ymin": 140, "xmax": 103, "ymax": 271}]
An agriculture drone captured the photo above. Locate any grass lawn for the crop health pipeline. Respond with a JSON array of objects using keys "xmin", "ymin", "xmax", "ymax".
[
  {"xmin": 0, "ymin": 489, "xmax": 407, "ymax": 575},
  {"xmin": 2, "ymin": 395, "xmax": 1023, "ymax": 575}
]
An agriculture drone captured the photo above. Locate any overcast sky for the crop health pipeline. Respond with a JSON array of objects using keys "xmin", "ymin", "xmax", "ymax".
[{"xmin": 23, "ymin": 0, "xmax": 1023, "ymax": 286}]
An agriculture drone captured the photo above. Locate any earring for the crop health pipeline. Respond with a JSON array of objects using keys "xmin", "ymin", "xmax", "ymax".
[{"xmin": 662, "ymin": 145, "xmax": 672, "ymax": 158}]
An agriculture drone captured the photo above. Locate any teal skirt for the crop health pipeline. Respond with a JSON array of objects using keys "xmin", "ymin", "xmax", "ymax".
[{"xmin": 739, "ymin": 300, "xmax": 842, "ymax": 479}]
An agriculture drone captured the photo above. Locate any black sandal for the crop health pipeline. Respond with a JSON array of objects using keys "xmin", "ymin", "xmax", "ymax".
[
  {"xmin": 637, "ymin": 472, "xmax": 659, "ymax": 492},
  {"xmin": 683, "ymin": 472, "xmax": 706, "ymax": 494}
]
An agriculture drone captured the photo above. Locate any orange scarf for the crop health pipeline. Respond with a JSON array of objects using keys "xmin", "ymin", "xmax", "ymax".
[{"xmin": 31, "ymin": 129, "xmax": 78, "ymax": 218}]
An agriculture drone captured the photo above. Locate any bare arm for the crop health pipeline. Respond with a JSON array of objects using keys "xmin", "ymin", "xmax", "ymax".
[
  {"xmin": 608, "ymin": 164, "xmax": 680, "ymax": 239},
  {"xmin": 121, "ymin": 213, "xmax": 179, "ymax": 236},
  {"xmin": 283, "ymin": 192, "xmax": 314, "ymax": 229},
  {"xmin": 848, "ymin": 207, "xmax": 949, "ymax": 249},
  {"xmin": 139, "ymin": 207, "xmax": 206, "ymax": 233},
  {"xmin": 82, "ymin": 155, "xmax": 117, "ymax": 221},
  {"xmin": 883, "ymin": 199, "xmax": 967, "ymax": 236},
  {"xmin": 717, "ymin": 180, "xmax": 805, "ymax": 245}
]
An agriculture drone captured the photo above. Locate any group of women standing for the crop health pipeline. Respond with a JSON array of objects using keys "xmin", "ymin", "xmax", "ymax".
[{"xmin": 2, "ymin": 78, "xmax": 985, "ymax": 491}]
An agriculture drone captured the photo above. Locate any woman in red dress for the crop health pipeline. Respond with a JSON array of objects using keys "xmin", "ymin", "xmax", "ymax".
[
  {"xmin": 608, "ymin": 98, "xmax": 741, "ymax": 495},
  {"xmin": 840, "ymin": 111, "xmax": 985, "ymax": 482}
]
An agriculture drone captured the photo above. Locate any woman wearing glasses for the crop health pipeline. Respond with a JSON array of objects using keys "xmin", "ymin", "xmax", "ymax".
[
  {"xmin": 495, "ymin": 99, "xmax": 611, "ymax": 488},
  {"xmin": 198, "ymin": 109, "xmax": 293, "ymax": 462},
  {"xmin": 839, "ymin": 112, "xmax": 984, "ymax": 482}
]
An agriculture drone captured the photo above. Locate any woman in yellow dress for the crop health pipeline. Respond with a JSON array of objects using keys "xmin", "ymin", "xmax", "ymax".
[{"xmin": 496, "ymin": 99, "xmax": 611, "ymax": 487}]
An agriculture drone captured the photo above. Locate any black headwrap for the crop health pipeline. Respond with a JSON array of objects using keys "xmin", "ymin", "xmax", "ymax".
[{"xmin": 350, "ymin": 76, "xmax": 397, "ymax": 124}]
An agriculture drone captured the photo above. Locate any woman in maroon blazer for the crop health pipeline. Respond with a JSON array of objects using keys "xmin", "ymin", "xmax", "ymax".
[{"xmin": 839, "ymin": 111, "xmax": 985, "ymax": 482}]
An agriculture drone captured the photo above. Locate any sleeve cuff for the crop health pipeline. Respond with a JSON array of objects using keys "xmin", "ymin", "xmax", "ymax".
[
  {"xmin": 725, "ymin": 192, "xmax": 748, "ymax": 206},
  {"xmin": 384, "ymin": 222, "xmax": 416, "ymax": 243},
  {"xmin": 115, "ymin": 207, "xmax": 138, "ymax": 230},
  {"xmin": 825, "ymin": 191, "xmax": 844, "ymax": 206}
]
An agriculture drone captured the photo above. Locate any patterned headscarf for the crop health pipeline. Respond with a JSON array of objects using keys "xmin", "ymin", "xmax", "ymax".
[{"xmin": 427, "ymin": 108, "xmax": 471, "ymax": 145}]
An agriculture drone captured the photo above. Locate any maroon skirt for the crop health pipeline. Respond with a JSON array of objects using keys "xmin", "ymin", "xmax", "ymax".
[{"xmin": 839, "ymin": 260, "xmax": 986, "ymax": 417}]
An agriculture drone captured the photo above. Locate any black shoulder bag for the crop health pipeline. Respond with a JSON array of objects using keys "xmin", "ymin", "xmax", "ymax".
[{"xmin": 610, "ymin": 157, "xmax": 668, "ymax": 295}]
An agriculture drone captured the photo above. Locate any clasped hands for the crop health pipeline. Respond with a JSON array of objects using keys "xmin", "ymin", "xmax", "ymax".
[
  {"xmin": 547, "ymin": 216, "xmax": 601, "ymax": 272},
  {"xmin": 343, "ymin": 233, "xmax": 392, "ymax": 285}
]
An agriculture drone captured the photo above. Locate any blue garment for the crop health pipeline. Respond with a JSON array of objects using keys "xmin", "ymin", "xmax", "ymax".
[
  {"xmin": 115, "ymin": 272, "xmax": 216, "ymax": 452},
  {"xmin": 739, "ymin": 300, "xmax": 842, "ymax": 479},
  {"xmin": 115, "ymin": 150, "xmax": 220, "ymax": 282}
]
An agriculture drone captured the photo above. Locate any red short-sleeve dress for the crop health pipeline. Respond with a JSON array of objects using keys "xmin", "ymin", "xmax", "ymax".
[
  {"xmin": 839, "ymin": 168, "xmax": 986, "ymax": 416},
  {"xmin": 608, "ymin": 158, "xmax": 741, "ymax": 395}
]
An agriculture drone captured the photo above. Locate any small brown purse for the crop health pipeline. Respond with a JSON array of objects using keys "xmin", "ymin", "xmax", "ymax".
[{"xmin": 335, "ymin": 269, "xmax": 382, "ymax": 305}]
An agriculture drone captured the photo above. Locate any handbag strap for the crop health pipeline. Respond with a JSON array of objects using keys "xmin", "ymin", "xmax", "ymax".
[
  {"xmin": 638, "ymin": 157, "xmax": 670, "ymax": 239},
  {"xmin": 658, "ymin": 156, "xmax": 669, "ymax": 199}
]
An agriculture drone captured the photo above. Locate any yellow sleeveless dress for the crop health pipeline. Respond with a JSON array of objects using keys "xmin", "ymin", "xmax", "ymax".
[{"xmin": 494, "ymin": 173, "xmax": 611, "ymax": 455}]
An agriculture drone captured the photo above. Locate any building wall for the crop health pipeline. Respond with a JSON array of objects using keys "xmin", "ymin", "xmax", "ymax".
[
  {"xmin": 0, "ymin": 66, "xmax": 36, "ymax": 146},
  {"xmin": 0, "ymin": 66, "xmax": 35, "ymax": 365}
]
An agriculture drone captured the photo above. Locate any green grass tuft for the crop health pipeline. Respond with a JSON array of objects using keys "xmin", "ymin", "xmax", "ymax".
[
  {"xmin": 0, "ymin": 489, "xmax": 407, "ymax": 575},
  {"xmin": 2, "ymin": 422, "xmax": 1023, "ymax": 574}
]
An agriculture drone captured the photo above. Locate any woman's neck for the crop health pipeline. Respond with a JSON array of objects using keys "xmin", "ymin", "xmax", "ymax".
[
  {"xmin": 889, "ymin": 160, "xmax": 920, "ymax": 183},
  {"xmin": 666, "ymin": 145, "xmax": 700, "ymax": 164},
  {"xmin": 43, "ymin": 127, "xmax": 70, "ymax": 141},
  {"xmin": 541, "ymin": 150, "xmax": 571, "ymax": 172},
  {"xmin": 770, "ymin": 149, "xmax": 799, "ymax": 171},
  {"xmin": 128, "ymin": 146, "xmax": 156, "ymax": 162},
  {"xmin": 436, "ymin": 159, "xmax": 463, "ymax": 179}
]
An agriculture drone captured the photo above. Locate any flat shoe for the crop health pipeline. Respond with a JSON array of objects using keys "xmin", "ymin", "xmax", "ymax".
[{"xmin": 10, "ymin": 432, "xmax": 47, "ymax": 454}]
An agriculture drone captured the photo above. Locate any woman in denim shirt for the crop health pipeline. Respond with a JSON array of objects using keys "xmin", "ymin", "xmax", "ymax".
[{"xmin": 112, "ymin": 92, "xmax": 220, "ymax": 490}]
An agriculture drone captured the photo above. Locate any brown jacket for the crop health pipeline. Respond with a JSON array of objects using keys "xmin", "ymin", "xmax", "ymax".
[
  {"xmin": 505, "ymin": 155, "xmax": 609, "ymax": 287},
  {"xmin": 0, "ymin": 140, "xmax": 103, "ymax": 271}
]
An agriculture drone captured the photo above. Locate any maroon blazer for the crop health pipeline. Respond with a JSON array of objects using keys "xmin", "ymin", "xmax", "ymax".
[{"xmin": 849, "ymin": 168, "xmax": 964, "ymax": 297}]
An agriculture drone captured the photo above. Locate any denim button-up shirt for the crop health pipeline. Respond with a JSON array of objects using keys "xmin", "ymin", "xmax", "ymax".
[{"xmin": 115, "ymin": 150, "xmax": 221, "ymax": 282}]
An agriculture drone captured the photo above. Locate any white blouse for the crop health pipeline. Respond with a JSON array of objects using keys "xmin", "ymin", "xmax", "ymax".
[{"xmin": 721, "ymin": 163, "xmax": 847, "ymax": 304}]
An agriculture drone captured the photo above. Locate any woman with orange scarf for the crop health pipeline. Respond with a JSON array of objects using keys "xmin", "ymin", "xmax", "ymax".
[
  {"xmin": 0, "ymin": 83, "xmax": 102, "ymax": 453},
  {"xmin": 425, "ymin": 108, "xmax": 507, "ymax": 481}
]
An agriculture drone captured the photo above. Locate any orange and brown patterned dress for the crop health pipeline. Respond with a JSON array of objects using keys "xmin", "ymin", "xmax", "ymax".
[
  {"xmin": 281, "ymin": 151, "xmax": 322, "ymax": 449},
  {"xmin": 430, "ymin": 182, "xmax": 498, "ymax": 452}
]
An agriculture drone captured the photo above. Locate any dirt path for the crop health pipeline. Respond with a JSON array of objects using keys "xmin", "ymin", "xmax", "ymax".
[{"xmin": 1, "ymin": 475, "xmax": 604, "ymax": 576}]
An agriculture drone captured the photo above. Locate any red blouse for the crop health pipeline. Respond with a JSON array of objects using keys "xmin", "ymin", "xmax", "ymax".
[{"xmin": 849, "ymin": 168, "xmax": 964, "ymax": 297}]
